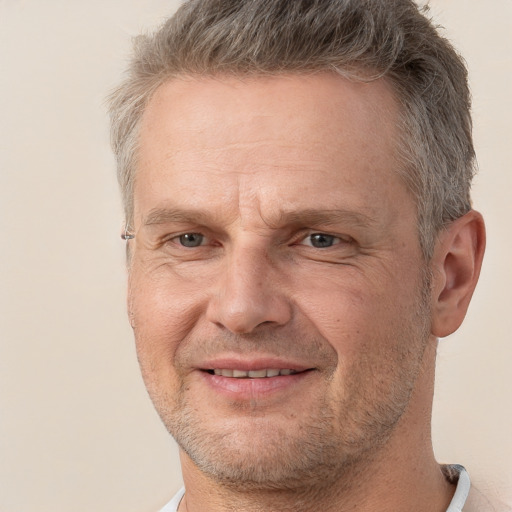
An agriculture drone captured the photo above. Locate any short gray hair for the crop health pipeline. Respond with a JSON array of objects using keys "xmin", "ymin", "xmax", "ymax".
[{"xmin": 108, "ymin": 0, "xmax": 475, "ymax": 260}]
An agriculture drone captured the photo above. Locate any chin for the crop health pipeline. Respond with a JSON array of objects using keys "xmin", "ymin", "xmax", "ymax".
[{"xmin": 157, "ymin": 390, "xmax": 399, "ymax": 491}]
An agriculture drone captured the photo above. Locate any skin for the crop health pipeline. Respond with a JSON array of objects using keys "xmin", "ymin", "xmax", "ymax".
[{"xmin": 128, "ymin": 73, "xmax": 485, "ymax": 511}]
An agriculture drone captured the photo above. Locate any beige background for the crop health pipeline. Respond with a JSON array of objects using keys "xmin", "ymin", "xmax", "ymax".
[{"xmin": 0, "ymin": 1, "xmax": 510, "ymax": 511}]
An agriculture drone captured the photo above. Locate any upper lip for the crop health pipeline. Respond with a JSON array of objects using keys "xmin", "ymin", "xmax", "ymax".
[{"xmin": 197, "ymin": 356, "xmax": 313, "ymax": 372}]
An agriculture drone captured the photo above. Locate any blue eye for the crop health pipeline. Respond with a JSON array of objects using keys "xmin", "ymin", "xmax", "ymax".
[
  {"xmin": 178, "ymin": 233, "xmax": 205, "ymax": 247},
  {"xmin": 302, "ymin": 233, "xmax": 341, "ymax": 248},
  {"xmin": 309, "ymin": 233, "xmax": 336, "ymax": 248}
]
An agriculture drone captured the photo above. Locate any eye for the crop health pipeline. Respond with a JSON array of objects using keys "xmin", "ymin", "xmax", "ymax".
[
  {"xmin": 302, "ymin": 233, "xmax": 341, "ymax": 248},
  {"xmin": 177, "ymin": 233, "xmax": 205, "ymax": 247}
]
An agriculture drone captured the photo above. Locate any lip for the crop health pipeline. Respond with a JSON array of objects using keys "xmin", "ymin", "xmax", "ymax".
[
  {"xmin": 197, "ymin": 356, "xmax": 312, "ymax": 373},
  {"xmin": 196, "ymin": 356, "xmax": 315, "ymax": 400}
]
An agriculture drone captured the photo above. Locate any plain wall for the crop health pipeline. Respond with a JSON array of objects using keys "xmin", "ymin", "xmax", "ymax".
[{"xmin": 0, "ymin": 1, "xmax": 510, "ymax": 511}]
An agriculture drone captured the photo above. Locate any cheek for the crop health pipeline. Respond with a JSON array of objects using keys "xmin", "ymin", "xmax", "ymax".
[
  {"xmin": 292, "ymin": 263, "xmax": 423, "ymax": 357},
  {"xmin": 128, "ymin": 267, "xmax": 208, "ymax": 371}
]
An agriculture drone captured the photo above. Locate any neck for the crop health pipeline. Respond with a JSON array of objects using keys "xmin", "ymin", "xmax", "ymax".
[{"xmin": 178, "ymin": 340, "xmax": 455, "ymax": 512}]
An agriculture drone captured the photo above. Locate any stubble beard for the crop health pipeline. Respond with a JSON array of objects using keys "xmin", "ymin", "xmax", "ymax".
[{"xmin": 142, "ymin": 271, "xmax": 433, "ymax": 493}]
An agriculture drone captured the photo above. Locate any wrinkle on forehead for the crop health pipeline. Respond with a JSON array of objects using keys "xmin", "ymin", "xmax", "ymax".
[{"xmin": 135, "ymin": 73, "xmax": 409, "ymax": 234}]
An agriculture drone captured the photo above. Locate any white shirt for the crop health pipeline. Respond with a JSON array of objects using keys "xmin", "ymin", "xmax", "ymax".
[
  {"xmin": 446, "ymin": 465, "xmax": 471, "ymax": 511},
  {"xmin": 159, "ymin": 487, "xmax": 185, "ymax": 512}
]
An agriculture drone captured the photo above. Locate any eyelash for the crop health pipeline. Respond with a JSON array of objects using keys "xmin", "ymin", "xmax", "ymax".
[
  {"xmin": 161, "ymin": 232, "xmax": 210, "ymax": 249},
  {"xmin": 299, "ymin": 233, "xmax": 348, "ymax": 248}
]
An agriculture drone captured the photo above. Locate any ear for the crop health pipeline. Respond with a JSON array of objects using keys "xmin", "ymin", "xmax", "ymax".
[{"xmin": 430, "ymin": 210, "xmax": 486, "ymax": 338}]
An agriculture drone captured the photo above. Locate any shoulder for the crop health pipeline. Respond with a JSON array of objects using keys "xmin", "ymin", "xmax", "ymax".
[
  {"xmin": 465, "ymin": 484, "xmax": 511, "ymax": 512},
  {"xmin": 441, "ymin": 464, "xmax": 511, "ymax": 512}
]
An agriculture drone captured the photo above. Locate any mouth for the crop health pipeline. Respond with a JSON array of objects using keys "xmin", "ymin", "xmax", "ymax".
[
  {"xmin": 204, "ymin": 368, "xmax": 304, "ymax": 378},
  {"xmin": 196, "ymin": 356, "xmax": 316, "ymax": 400},
  {"xmin": 199, "ymin": 365, "xmax": 315, "ymax": 400}
]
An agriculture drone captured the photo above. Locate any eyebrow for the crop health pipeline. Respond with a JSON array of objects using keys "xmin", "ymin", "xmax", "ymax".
[
  {"xmin": 143, "ymin": 208, "xmax": 217, "ymax": 227},
  {"xmin": 268, "ymin": 208, "xmax": 377, "ymax": 229},
  {"xmin": 142, "ymin": 207, "xmax": 377, "ymax": 230}
]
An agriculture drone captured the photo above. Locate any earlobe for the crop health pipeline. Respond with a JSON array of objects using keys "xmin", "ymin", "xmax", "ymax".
[{"xmin": 430, "ymin": 210, "xmax": 486, "ymax": 338}]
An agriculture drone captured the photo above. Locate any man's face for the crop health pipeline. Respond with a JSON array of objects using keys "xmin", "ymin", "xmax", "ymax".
[{"xmin": 129, "ymin": 73, "xmax": 432, "ymax": 488}]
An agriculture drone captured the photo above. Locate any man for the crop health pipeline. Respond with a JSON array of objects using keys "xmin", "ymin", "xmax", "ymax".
[{"xmin": 108, "ymin": 1, "xmax": 501, "ymax": 510}]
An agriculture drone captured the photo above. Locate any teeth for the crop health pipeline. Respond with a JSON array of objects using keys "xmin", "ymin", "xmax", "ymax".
[
  {"xmin": 211, "ymin": 369, "xmax": 298, "ymax": 378},
  {"xmin": 248, "ymin": 369, "xmax": 267, "ymax": 378}
]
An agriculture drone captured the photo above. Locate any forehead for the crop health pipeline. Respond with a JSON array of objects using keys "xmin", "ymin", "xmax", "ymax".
[
  {"xmin": 140, "ymin": 72, "xmax": 399, "ymax": 157},
  {"xmin": 135, "ymin": 73, "xmax": 408, "ymax": 225}
]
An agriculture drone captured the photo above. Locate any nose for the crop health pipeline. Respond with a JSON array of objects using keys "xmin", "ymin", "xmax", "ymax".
[{"xmin": 206, "ymin": 245, "xmax": 293, "ymax": 334}]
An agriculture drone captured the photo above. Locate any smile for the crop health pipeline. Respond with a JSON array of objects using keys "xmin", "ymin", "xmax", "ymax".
[
  {"xmin": 200, "ymin": 366, "xmax": 314, "ymax": 399},
  {"xmin": 206, "ymin": 368, "xmax": 300, "ymax": 378}
]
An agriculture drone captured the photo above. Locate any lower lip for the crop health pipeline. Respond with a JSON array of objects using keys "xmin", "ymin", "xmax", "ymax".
[{"xmin": 200, "ymin": 370, "xmax": 312, "ymax": 400}]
